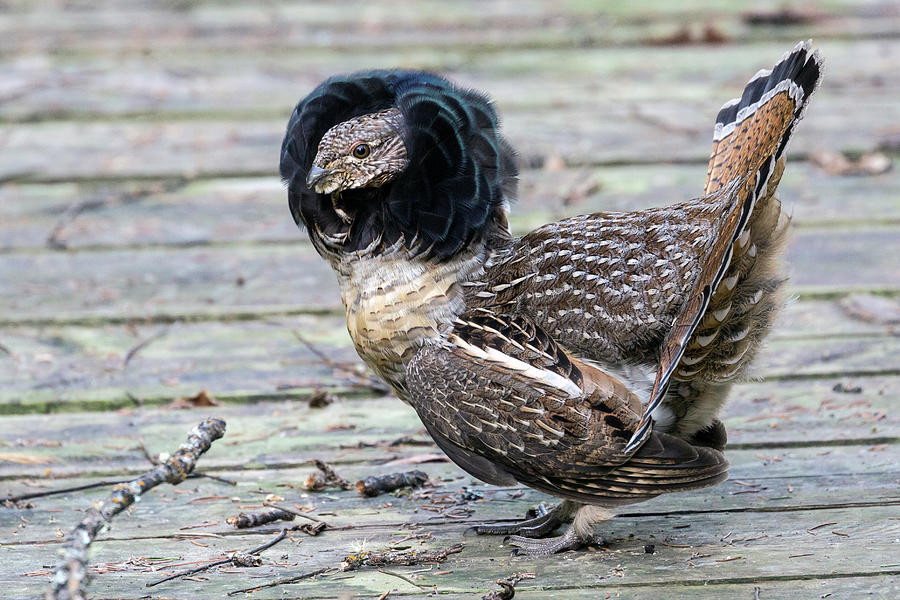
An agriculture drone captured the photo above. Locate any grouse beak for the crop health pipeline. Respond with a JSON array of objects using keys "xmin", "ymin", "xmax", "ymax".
[{"xmin": 306, "ymin": 166, "xmax": 333, "ymax": 192}]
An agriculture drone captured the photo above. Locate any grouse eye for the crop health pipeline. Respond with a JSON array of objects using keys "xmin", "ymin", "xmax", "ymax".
[{"xmin": 352, "ymin": 143, "xmax": 371, "ymax": 159}]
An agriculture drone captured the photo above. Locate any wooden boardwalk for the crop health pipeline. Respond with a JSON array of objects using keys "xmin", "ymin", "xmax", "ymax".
[{"xmin": 1, "ymin": 1, "xmax": 898, "ymax": 598}]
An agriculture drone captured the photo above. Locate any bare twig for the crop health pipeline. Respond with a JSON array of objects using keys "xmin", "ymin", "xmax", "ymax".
[
  {"xmin": 482, "ymin": 573, "xmax": 535, "ymax": 600},
  {"xmin": 292, "ymin": 330, "xmax": 390, "ymax": 393},
  {"xmin": 46, "ymin": 418, "xmax": 226, "ymax": 600},
  {"xmin": 146, "ymin": 528, "xmax": 287, "ymax": 587},
  {"xmin": 46, "ymin": 199, "xmax": 107, "ymax": 249},
  {"xmin": 261, "ymin": 501, "xmax": 324, "ymax": 524},
  {"xmin": 123, "ymin": 325, "xmax": 173, "ymax": 367},
  {"xmin": 304, "ymin": 459, "xmax": 352, "ymax": 491},
  {"xmin": 227, "ymin": 509, "xmax": 295, "ymax": 529},
  {"xmin": 227, "ymin": 567, "xmax": 334, "ymax": 596},
  {"xmin": 6, "ymin": 480, "xmax": 130, "ymax": 504},
  {"xmin": 341, "ymin": 543, "xmax": 463, "ymax": 571},
  {"xmin": 356, "ymin": 470, "xmax": 428, "ymax": 497},
  {"xmin": 378, "ymin": 568, "xmax": 426, "ymax": 589},
  {"xmin": 138, "ymin": 439, "xmax": 236, "ymax": 487}
]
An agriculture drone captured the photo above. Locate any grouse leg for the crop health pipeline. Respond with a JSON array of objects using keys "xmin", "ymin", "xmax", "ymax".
[
  {"xmin": 505, "ymin": 504, "xmax": 613, "ymax": 555},
  {"xmin": 471, "ymin": 501, "xmax": 573, "ymax": 537}
]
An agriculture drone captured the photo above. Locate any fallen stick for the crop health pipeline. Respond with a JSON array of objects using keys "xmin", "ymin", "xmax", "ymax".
[
  {"xmin": 227, "ymin": 567, "xmax": 334, "ymax": 596},
  {"xmin": 262, "ymin": 501, "xmax": 329, "ymax": 535},
  {"xmin": 146, "ymin": 528, "xmax": 288, "ymax": 587},
  {"xmin": 304, "ymin": 459, "xmax": 352, "ymax": 491},
  {"xmin": 355, "ymin": 470, "xmax": 428, "ymax": 497},
  {"xmin": 6, "ymin": 468, "xmax": 235, "ymax": 505},
  {"xmin": 341, "ymin": 543, "xmax": 464, "ymax": 571},
  {"xmin": 45, "ymin": 418, "xmax": 226, "ymax": 600},
  {"xmin": 482, "ymin": 573, "xmax": 535, "ymax": 600},
  {"xmin": 5, "ymin": 480, "xmax": 131, "ymax": 504},
  {"xmin": 227, "ymin": 509, "xmax": 295, "ymax": 528}
]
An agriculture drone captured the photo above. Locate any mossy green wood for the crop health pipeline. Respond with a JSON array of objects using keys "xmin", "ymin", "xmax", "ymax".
[
  {"xmin": 3, "ymin": 442, "xmax": 898, "ymax": 545},
  {"xmin": 2, "ymin": 228, "xmax": 898, "ymax": 326},
  {"xmin": 1, "ymin": 310, "xmax": 898, "ymax": 413},
  {"xmin": 0, "ymin": 388, "xmax": 895, "ymax": 480},
  {"xmin": 2, "ymin": 505, "xmax": 896, "ymax": 599},
  {"xmin": 2, "ymin": 161, "xmax": 898, "ymax": 252},
  {"xmin": 2, "ymin": 95, "xmax": 896, "ymax": 182}
]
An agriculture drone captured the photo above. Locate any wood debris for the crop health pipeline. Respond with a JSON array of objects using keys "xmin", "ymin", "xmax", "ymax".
[
  {"xmin": 356, "ymin": 470, "xmax": 428, "ymax": 497},
  {"xmin": 163, "ymin": 390, "xmax": 220, "ymax": 410},
  {"xmin": 810, "ymin": 150, "xmax": 892, "ymax": 176},
  {"xmin": 46, "ymin": 418, "xmax": 226, "ymax": 600},
  {"xmin": 482, "ymin": 572, "xmax": 535, "ymax": 600},
  {"xmin": 304, "ymin": 460, "xmax": 352, "ymax": 491},
  {"xmin": 341, "ymin": 543, "xmax": 463, "ymax": 571},
  {"xmin": 226, "ymin": 509, "xmax": 295, "ymax": 528}
]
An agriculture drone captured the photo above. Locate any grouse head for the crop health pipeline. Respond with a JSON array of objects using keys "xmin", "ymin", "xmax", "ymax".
[
  {"xmin": 280, "ymin": 70, "xmax": 517, "ymax": 260},
  {"xmin": 305, "ymin": 108, "xmax": 408, "ymax": 197}
]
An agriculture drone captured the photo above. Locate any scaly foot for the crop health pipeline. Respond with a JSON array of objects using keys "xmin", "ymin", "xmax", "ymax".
[
  {"xmin": 469, "ymin": 503, "xmax": 563, "ymax": 537},
  {"xmin": 505, "ymin": 524, "xmax": 587, "ymax": 555}
]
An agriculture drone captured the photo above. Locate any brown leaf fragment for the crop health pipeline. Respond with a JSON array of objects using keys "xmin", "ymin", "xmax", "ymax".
[
  {"xmin": 308, "ymin": 388, "xmax": 338, "ymax": 408},
  {"xmin": 164, "ymin": 390, "xmax": 220, "ymax": 409},
  {"xmin": 303, "ymin": 460, "xmax": 352, "ymax": 491},
  {"xmin": 649, "ymin": 23, "xmax": 729, "ymax": 46},
  {"xmin": 810, "ymin": 150, "xmax": 892, "ymax": 176},
  {"xmin": 742, "ymin": 8, "xmax": 818, "ymax": 25},
  {"xmin": 840, "ymin": 294, "xmax": 900, "ymax": 325}
]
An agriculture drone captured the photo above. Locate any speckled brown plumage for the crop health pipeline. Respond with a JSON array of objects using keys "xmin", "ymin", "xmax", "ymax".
[{"xmin": 280, "ymin": 43, "xmax": 822, "ymax": 554}]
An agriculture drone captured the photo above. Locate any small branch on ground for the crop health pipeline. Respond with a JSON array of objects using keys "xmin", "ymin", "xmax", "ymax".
[
  {"xmin": 227, "ymin": 567, "xmax": 335, "ymax": 596},
  {"xmin": 262, "ymin": 501, "xmax": 328, "ymax": 535},
  {"xmin": 341, "ymin": 543, "xmax": 463, "ymax": 571},
  {"xmin": 5, "ymin": 480, "xmax": 130, "ymax": 505},
  {"xmin": 482, "ymin": 573, "xmax": 536, "ymax": 600},
  {"xmin": 356, "ymin": 470, "xmax": 428, "ymax": 497},
  {"xmin": 304, "ymin": 459, "xmax": 352, "ymax": 491},
  {"xmin": 146, "ymin": 528, "xmax": 287, "ymax": 588},
  {"xmin": 45, "ymin": 418, "xmax": 226, "ymax": 600},
  {"xmin": 227, "ymin": 509, "xmax": 295, "ymax": 529},
  {"xmin": 123, "ymin": 324, "xmax": 173, "ymax": 367},
  {"xmin": 138, "ymin": 438, "xmax": 236, "ymax": 487}
]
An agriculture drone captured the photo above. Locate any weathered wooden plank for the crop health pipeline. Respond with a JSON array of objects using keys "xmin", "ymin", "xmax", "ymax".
[
  {"xmin": 1, "ymin": 300, "xmax": 897, "ymax": 412},
  {"xmin": 508, "ymin": 577, "xmax": 899, "ymax": 600},
  {"xmin": 1, "ymin": 0, "xmax": 896, "ymax": 57},
  {"xmin": 2, "ymin": 92, "xmax": 894, "ymax": 182},
  {"xmin": 4, "ymin": 444, "xmax": 897, "ymax": 546},
  {"xmin": 1, "ymin": 32, "xmax": 897, "ymax": 124},
  {"xmin": 1, "ymin": 226, "xmax": 897, "ymax": 326},
  {"xmin": 2, "ymin": 160, "xmax": 897, "ymax": 252},
  {"xmin": 1, "ymin": 504, "xmax": 896, "ymax": 599},
  {"xmin": 0, "ymin": 375, "xmax": 895, "ymax": 479},
  {"xmin": 0, "ymin": 316, "xmax": 360, "ymax": 412}
]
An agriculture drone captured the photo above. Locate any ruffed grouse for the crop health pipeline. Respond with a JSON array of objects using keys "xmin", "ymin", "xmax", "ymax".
[{"xmin": 280, "ymin": 42, "xmax": 822, "ymax": 554}]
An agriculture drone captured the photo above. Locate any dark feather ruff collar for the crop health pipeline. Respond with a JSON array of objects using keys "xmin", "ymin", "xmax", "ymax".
[{"xmin": 280, "ymin": 70, "xmax": 517, "ymax": 260}]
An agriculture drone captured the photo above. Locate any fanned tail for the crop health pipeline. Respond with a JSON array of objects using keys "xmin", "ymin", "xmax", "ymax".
[
  {"xmin": 705, "ymin": 39, "xmax": 822, "ymax": 195},
  {"xmin": 625, "ymin": 41, "xmax": 823, "ymax": 453}
]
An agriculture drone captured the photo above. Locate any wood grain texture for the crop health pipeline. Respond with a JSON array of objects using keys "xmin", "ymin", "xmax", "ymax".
[{"xmin": 0, "ymin": 1, "xmax": 897, "ymax": 597}]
